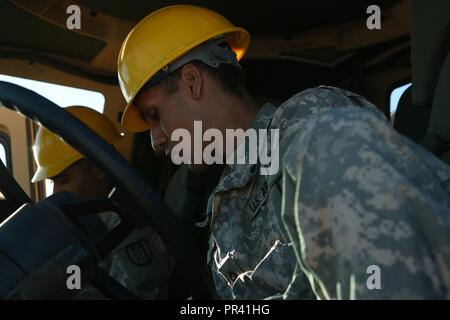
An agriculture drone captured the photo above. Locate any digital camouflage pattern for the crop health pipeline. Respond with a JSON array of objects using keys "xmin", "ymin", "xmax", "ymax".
[
  {"xmin": 76, "ymin": 212, "xmax": 173, "ymax": 300},
  {"xmin": 108, "ymin": 226, "xmax": 173, "ymax": 299},
  {"xmin": 203, "ymin": 85, "xmax": 450, "ymax": 299}
]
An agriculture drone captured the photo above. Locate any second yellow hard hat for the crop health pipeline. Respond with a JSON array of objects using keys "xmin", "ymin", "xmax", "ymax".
[{"xmin": 32, "ymin": 106, "xmax": 122, "ymax": 182}]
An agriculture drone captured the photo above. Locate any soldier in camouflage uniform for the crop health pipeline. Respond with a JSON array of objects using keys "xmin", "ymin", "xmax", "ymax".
[
  {"xmin": 32, "ymin": 106, "xmax": 173, "ymax": 299},
  {"xmin": 204, "ymin": 86, "xmax": 450, "ymax": 299},
  {"xmin": 117, "ymin": 5, "xmax": 450, "ymax": 299}
]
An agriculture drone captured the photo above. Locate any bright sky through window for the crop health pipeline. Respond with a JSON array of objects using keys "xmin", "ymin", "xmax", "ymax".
[
  {"xmin": 390, "ymin": 83, "xmax": 412, "ymax": 115},
  {"xmin": 0, "ymin": 74, "xmax": 105, "ymax": 113},
  {"xmin": 0, "ymin": 143, "xmax": 6, "ymax": 167},
  {"xmin": 0, "ymin": 141, "xmax": 6, "ymax": 199}
]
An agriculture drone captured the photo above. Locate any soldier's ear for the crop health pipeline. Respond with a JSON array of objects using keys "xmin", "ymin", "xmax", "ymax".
[{"xmin": 180, "ymin": 63, "xmax": 202, "ymax": 100}]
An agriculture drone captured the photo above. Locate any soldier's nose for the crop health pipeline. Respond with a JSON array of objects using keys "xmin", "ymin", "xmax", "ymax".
[{"xmin": 150, "ymin": 127, "xmax": 167, "ymax": 155}]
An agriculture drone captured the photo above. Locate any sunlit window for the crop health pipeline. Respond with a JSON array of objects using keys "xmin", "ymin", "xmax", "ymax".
[
  {"xmin": 0, "ymin": 137, "xmax": 9, "ymax": 200},
  {"xmin": 0, "ymin": 143, "xmax": 6, "ymax": 168},
  {"xmin": 0, "ymin": 132, "xmax": 10, "ymax": 171},
  {"xmin": 0, "ymin": 73, "xmax": 106, "ymax": 197},
  {"xmin": 390, "ymin": 82, "xmax": 412, "ymax": 119},
  {"xmin": 45, "ymin": 180, "xmax": 54, "ymax": 197},
  {"xmin": 0, "ymin": 74, "xmax": 105, "ymax": 113}
]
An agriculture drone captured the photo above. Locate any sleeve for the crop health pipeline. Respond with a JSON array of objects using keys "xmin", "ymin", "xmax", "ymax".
[{"xmin": 280, "ymin": 107, "xmax": 450, "ymax": 299}]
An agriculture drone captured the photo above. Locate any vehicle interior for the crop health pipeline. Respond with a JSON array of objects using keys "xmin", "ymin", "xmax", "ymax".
[{"xmin": 0, "ymin": 0, "xmax": 449, "ymax": 299}]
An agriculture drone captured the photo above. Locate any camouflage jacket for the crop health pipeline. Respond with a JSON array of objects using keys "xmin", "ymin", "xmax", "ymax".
[{"xmin": 203, "ymin": 85, "xmax": 450, "ymax": 300}]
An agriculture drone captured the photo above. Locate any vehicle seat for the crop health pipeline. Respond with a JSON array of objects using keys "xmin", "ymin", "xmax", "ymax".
[{"xmin": 163, "ymin": 164, "xmax": 224, "ymax": 299}]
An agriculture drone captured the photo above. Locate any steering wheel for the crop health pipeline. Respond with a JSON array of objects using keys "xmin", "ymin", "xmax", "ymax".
[{"xmin": 0, "ymin": 81, "xmax": 214, "ymax": 299}]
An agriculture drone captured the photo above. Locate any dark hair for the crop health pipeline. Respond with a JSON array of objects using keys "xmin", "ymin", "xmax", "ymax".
[{"xmin": 141, "ymin": 60, "xmax": 248, "ymax": 98}]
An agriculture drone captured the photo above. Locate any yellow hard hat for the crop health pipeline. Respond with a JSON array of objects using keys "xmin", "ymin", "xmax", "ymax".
[
  {"xmin": 117, "ymin": 4, "xmax": 250, "ymax": 132},
  {"xmin": 31, "ymin": 106, "xmax": 122, "ymax": 183}
]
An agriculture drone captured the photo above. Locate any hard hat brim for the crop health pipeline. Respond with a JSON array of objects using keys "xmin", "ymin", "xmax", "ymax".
[
  {"xmin": 121, "ymin": 101, "xmax": 152, "ymax": 132},
  {"xmin": 31, "ymin": 167, "xmax": 48, "ymax": 183},
  {"xmin": 31, "ymin": 154, "xmax": 83, "ymax": 183}
]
